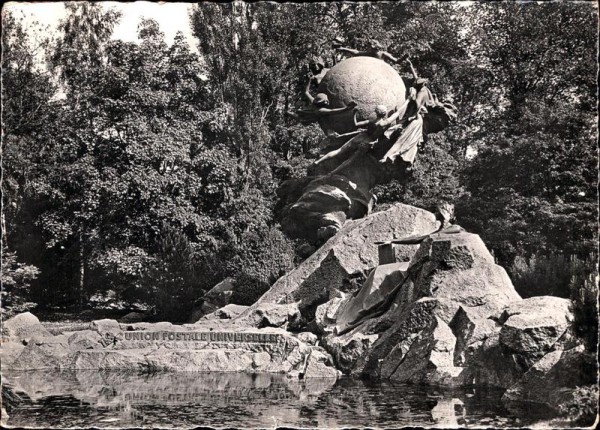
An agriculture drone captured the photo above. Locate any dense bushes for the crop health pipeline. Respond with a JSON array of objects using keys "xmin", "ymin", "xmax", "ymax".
[
  {"xmin": 556, "ymin": 385, "xmax": 599, "ymax": 426},
  {"xmin": 509, "ymin": 253, "xmax": 595, "ymax": 299},
  {"xmin": 509, "ymin": 251, "xmax": 598, "ymax": 353},
  {"xmin": 219, "ymin": 226, "xmax": 296, "ymax": 306},
  {"xmin": 570, "ymin": 272, "xmax": 598, "ymax": 352},
  {"xmin": 0, "ymin": 247, "xmax": 39, "ymax": 319}
]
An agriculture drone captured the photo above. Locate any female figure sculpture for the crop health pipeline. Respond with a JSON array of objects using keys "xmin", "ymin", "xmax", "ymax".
[{"xmin": 380, "ymin": 58, "xmax": 457, "ymax": 165}]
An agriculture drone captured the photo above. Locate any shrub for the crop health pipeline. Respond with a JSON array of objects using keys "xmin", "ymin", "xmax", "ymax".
[
  {"xmin": 509, "ymin": 252, "xmax": 595, "ymax": 298},
  {"xmin": 0, "ymin": 247, "xmax": 39, "ymax": 319},
  {"xmin": 556, "ymin": 385, "xmax": 599, "ymax": 427},
  {"xmin": 228, "ymin": 226, "xmax": 295, "ymax": 306},
  {"xmin": 90, "ymin": 246, "xmax": 155, "ymax": 303},
  {"xmin": 141, "ymin": 223, "xmax": 201, "ymax": 322},
  {"xmin": 570, "ymin": 272, "xmax": 598, "ymax": 352}
]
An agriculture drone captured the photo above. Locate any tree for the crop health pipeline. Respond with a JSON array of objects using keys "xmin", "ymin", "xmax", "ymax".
[
  {"xmin": 3, "ymin": 2, "xmax": 596, "ymax": 317},
  {"xmin": 2, "ymin": 9, "xmax": 55, "ymax": 308},
  {"xmin": 455, "ymin": 2, "xmax": 598, "ymax": 268}
]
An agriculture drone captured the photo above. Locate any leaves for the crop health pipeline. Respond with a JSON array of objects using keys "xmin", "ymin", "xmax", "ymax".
[{"xmin": 2, "ymin": 2, "xmax": 596, "ymax": 314}]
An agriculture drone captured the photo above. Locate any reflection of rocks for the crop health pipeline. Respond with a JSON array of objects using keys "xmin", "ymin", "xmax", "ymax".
[
  {"xmin": 430, "ymin": 398, "xmax": 465, "ymax": 428},
  {"xmin": 501, "ymin": 345, "xmax": 597, "ymax": 411},
  {"xmin": 237, "ymin": 204, "xmax": 437, "ymax": 328},
  {"xmin": 3, "ymin": 369, "xmax": 558, "ymax": 428},
  {"xmin": 4, "ymin": 370, "xmax": 337, "ymax": 409},
  {"xmin": 2, "ymin": 318, "xmax": 339, "ymax": 378}
]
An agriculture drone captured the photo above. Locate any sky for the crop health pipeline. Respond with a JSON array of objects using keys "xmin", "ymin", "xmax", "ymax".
[{"xmin": 4, "ymin": 1, "xmax": 197, "ymax": 49}]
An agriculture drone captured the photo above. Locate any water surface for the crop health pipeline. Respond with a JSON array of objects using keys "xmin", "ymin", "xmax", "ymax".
[{"xmin": 2, "ymin": 370, "xmax": 553, "ymax": 428}]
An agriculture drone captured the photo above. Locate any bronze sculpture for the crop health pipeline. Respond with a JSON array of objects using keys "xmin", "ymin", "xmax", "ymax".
[
  {"xmin": 281, "ymin": 51, "xmax": 457, "ymax": 244},
  {"xmin": 335, "ymin": 39, "xmax": 408, "ymax": 65}
]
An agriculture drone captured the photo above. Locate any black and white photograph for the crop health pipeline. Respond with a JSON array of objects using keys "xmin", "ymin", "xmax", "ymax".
[{"xmin": 1, "ymin": 1, "xmax": 598, "ymax": 428}]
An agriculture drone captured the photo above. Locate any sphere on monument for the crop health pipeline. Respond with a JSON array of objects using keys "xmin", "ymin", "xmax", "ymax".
[{"xmin": 317, "ymin": 56, "xmax": 406, "ymax": 134}]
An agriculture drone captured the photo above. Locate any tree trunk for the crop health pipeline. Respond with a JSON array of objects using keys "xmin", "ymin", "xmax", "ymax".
[
  {"xmin": 1, "ymin": 211, "xmax": 7, "ymax": 248},
  {"xmin": 79, "ymin": 232, "xmax": 85, "ymax": 309}
]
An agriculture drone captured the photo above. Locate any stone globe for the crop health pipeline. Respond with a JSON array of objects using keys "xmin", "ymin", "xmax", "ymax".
[{"xmin": 316, "ymin": 56, "xmax": 406, "ymax": 134}]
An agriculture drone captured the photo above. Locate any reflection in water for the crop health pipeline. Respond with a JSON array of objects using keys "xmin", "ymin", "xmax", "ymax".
[
  {"xmin": 3, "ymin": 370, "xmax": 547, "ymax": 428},
  {"xmin": 430, "ymin": 398, "xmax": 465, "ymax": 428}
]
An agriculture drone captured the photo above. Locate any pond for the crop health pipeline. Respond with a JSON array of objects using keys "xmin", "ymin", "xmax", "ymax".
[{"xmin": 2, "ymin": 370, "xmax": 555, "ymax": 428}]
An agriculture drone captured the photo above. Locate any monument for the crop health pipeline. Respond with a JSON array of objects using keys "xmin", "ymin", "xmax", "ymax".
[
  {"xmin": 280, "ymin": 54, "xmax": 457, "ymax": 243},
  {"xmin": 2, "ymin": 43, "xmax": 593, "ymax": 423}
]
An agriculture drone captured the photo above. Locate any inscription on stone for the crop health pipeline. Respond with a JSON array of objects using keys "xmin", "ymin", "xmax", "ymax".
[{"xmin": 122, "ymin": 331, "xmax": 281, "ymax": 343}]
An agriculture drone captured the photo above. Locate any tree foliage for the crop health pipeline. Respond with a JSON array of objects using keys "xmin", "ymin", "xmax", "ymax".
[
  {"xmin": 455, "ymin": 2, "xmax": 597, "ymax": 266},
  {"xmin": 1, "ymin": 2, "xmax": 597, "ymax": 318}
]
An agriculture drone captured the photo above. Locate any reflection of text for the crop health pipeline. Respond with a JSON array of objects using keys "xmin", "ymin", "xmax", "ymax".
[
  {"xmin": 123, "ymin": 331, "xmax": 281, "ymax": 343},
  {"xmin": 123, "ymin": 387, "xmax": 296, "ymax": 402}
]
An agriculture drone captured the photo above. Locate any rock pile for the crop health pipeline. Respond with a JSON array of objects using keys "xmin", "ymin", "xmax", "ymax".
[
  {"xmin": 1, "ymin": 203, "xmax": 593, "ymax": 414},
  {"xmin": 317, "ymin": 230, "xmax": 522, "ymax": 382},
  {"xmin": 240, "ymin": 203, "xmax": 592, "ymax": 412},
  {"xmin": 237, "ymin": 203, "xmax": 437, "ymax": 328}
]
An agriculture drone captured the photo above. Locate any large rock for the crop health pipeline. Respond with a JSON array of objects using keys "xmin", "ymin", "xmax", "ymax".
[
  {"xmin": 466, "ymin": 297, "xmax": 576, "ymax": 389},
  {"xmin": 67, "ymin": 330, "xmax": 104, "ymax": 350},
  {"xmin": 355, "ymin": 298, "xmax": 462, "ymax": 381},
  {"xmin": 8, "ymin": 334, "xmax": 70, "ymax": 370},
  {"xmin": 0, "ymin": 340, "xmax": 25, "ymax": 368},
  {"xmin": 301, "ymin": 348, "xmax": 340, "ymax": 378},
  {"xmin": 409, "ymin": 231, "xmax": 521, "ymax": 312},
  {"xmin": 314, "ymin": 295, "xmax": 347, "ymax": 334},
  {"xmin": 469, "ymin": 331, "xmax": 525, "ymax": 388},
  {"xmin": 118, "ymin": 311, "xmax": 146, "ymax": 323},
  {"xmin": 384, "ymin": 316, "xmax": 465, "ymax": 384},
  {"xmin": 91, "ymin": 318, "xmax": 121, "ymax": 335},
  {"xmin": 188, "ymin": 278, "xmax": 237, "ymax": 322},
  {"xmin": 499, "ymin": 296, "xmax": 573, "ymax": 355},
  {"xmin": 239, "ymin": 303, "xmax": 301, "ymax": 329},
  {"xmin": 238, "ymin": 204, "xmax": 437, "ymax": 327},
  {"xmin": 2, "ymin": 312, "xmax": 51, "ymax": 343},
  {"xmin": 201, "ymin": 278, "xmax": 236, "ymax": 314},
  {"xmin": 321, "ymin": 330, "xmax": 379, "ymax": 375}
]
